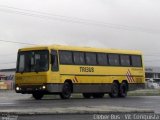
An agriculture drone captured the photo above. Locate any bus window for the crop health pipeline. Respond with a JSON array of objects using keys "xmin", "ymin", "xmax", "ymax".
[
  {"xmin": 18, "ymin": 54, "xmax": 25, "ymax": 72},
  {"xmin": 59, "ymin": 51, "xmax": 73, "ymax": 64},
  {"xmin": 108, "ymin": 54, "xmax": 120, "ymax": 66},
  {"xmin": 85, "ymin": 52, "xmax": 97, "ymax": 65},
  {"xmin": 51, "ymin": 50, "xmax": 59, "ymax": 71},
  {"xmin": 131, "ymin": 55, "xmax": 142, "ymax": 67},
  {"xmin": 17, "ymin": 50, "xmax": 49, "ymax": 73},
  {"xmin": 120, "ymin": 55, "xmax": 130, "ymax": 66},
  {"xmin": 73, "ymin": 52, "xmax": 85, "ymax": 65},
  {"xmin": 35, "ymin": 54, "xmax": 48, "ymax": 71},
  {"xmin": 97, "ymin": 53, "xmax": 108, "ymax": 65}
]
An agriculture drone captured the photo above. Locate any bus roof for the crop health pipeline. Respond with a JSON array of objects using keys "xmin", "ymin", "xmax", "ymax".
[{"xmin": 19, "ymin": 44, "xmax": 142, "ymax": 55}]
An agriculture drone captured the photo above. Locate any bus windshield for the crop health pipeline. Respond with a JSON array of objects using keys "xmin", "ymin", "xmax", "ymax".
[{"xmin": 16, "ymin": 50, "xmax": 49, "ymax": 73}]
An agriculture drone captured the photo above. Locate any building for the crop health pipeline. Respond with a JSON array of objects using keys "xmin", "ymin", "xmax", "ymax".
[
  {"xmin": 145, "ymin": 66, "xmax": 160, "ymax": 79},
  {"xmin": 0, "ymin": 68, "xmax": 16, "ymax": 90}
]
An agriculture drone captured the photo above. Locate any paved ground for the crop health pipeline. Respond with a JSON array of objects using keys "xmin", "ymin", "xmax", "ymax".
[
  {"xmin": 0, "ymin": 91, "xmax": 159, "ymax": 112},
  {"xmin": 0, "ymin": 91, "xmax": 160, "ymax": 120}
]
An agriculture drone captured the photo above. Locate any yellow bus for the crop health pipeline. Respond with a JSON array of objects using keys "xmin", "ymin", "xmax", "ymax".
[{"xmin": 15, "ymin": 45, "xmax": 145, "ymax": 100}]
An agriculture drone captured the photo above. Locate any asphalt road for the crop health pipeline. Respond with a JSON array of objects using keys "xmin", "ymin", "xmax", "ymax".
[
  {"xmin": 0, "ymin": 95, "xmax": 160, "ymax": 112},
  {"xmin": 0, "ymin": 92, "xmax": 160, "ymax": 120}
]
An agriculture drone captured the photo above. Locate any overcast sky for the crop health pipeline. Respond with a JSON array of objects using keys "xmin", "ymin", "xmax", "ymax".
[{"xmin": 0, "ymin": 0, "xmax": 160, "ymax": 69}]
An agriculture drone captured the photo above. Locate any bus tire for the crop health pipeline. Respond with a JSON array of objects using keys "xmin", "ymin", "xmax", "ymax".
[
  {"xmin": 82, "ymin": 93, "xmax": 92, "ymax": 99},
  {"xmin": 109, "ymin": 82, "xmax": 119, "ymax": 98},
  {"xmin": 32, "ymin": 92, "xmax": 44, "ymax": 100},
  {"xmin": 92, "ymin": 93, "xmax": 104, "ymax": 98},
  {"xmin": 60, "ymin": 82, "xmax": 72, "ymax": 99},
  {"xmin": 119, "ymin": 82, "xmax": 127, "ymax": 98}
]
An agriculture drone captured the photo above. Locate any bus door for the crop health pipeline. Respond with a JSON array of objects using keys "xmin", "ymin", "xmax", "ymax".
[{"xmin": 50, "ymin": 50, "xmax": 60, "ymax": 83}]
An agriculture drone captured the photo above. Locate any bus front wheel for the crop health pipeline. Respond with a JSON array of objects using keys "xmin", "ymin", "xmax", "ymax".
[
  {"xmin": 32, "ymin": 92, "xmax": 44, "ymax": 100},
  {"xmin": 109, "ymin": 82, "xmax": 119, "ymax": 98},
  {"xmin": 60, "ymin": 82, "xmax": 72, "ymax": 99}
]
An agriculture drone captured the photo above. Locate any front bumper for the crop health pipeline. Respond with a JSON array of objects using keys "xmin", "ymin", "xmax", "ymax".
[
  {"xmin": 15, "ymin": 85, "xmax": 47, "ymax": 93},
  {"xmin": 15, "ymin": 84, "xmax": 63, "ymax": 94}
]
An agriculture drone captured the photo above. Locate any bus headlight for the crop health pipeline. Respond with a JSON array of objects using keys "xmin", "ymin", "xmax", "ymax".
[
  {"xmin": 42, "ymin": 86, "xmax": 46, "ymax": 89},
  {"xmin": 16, "ymin": 87, "xmax": 20, "ymax": 91}
]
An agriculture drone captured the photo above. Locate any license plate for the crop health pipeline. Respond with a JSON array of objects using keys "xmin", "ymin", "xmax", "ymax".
[{"xmin": 26, "ymin": 88, "xmax": 33, "ymax": 91}]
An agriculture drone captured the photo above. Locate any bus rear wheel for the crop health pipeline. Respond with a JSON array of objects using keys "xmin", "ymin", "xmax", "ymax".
[
  {"xmin": 60, "ymin": 82, "xmax": 72, "ymax": 99},
  {"xmin": 92, "ymin": 93, "xmax": 104, "ymax": 98},
  {"xmin": 119, "ymin": 82, "xmax": 128, "ymax": 98},
  {"xmin": 109, "ymin": 82, "xmax": 119, "ymax": 98},
  {"xmin": 32, "ymin": 92, "xmax": 44, "ymax": 100},
  {"xmin": 82, "ymin": 93, "xmax": 92, "ymax": 99}
]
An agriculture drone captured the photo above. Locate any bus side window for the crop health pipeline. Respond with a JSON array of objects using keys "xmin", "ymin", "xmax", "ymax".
[
  {"xmin": 108, "ymin": 54, "xmax": 120, "ymax": 66},
  {"xmin": 131, "ymin": 55, "xmax": 142, "ymax": 67},
  {"xmin": 51, "ymin": 50, "xmax": 59, "ymax": 71},
  {"xmin": 85, "ymin": 52, "xmax": 97, "ymax": 65},
  {"xmin": 120, "ymin": 55, "xmax": 130, "ymax": 66}
]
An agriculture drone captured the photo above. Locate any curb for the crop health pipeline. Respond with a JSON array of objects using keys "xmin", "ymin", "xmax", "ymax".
[{"xmin": 0, "ymin": 106, "xmax": 154, "ymax": 115}]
